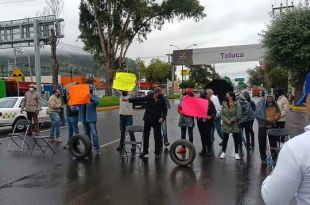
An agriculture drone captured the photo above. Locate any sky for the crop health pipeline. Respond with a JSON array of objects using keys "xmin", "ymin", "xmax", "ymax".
[{"xmin": 0, "ymin": 0, "xmax": 292, "ymax": 79}]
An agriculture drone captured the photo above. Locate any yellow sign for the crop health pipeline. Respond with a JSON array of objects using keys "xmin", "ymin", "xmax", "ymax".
[
  {"xmin": 112, "ymin": 72, "xmax": 137, "ymax": 91},
  {"xmin": 12, "ymin": 68, "xmax": 24, "ymax": 82},
  {"xmin": 179, "ymin": 70, "xmax": 190, "ymax": 76}
]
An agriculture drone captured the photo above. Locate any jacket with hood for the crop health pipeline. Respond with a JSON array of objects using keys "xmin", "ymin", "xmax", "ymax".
[
  {"xmin": 243, "ymin": 92, "xmax": 256, "ymax": 112},
  {"xmin": 255, "ymin": 96, "xmax": 281, "ymax": 128},
  {"xmin": 238, "ymin": 96, "xmax": 255, "ymax": 123},
  {"xmin": 221, "ymin": 100, "xmax": 242, "ymax": 133}
]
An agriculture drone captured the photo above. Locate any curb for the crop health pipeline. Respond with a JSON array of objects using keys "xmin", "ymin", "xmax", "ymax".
[
  {"xmin": 97, "ymin": 106, "xmax": 120, "ymax": 111},
  {"xmin": 290, "ymin": 105, "xmax": 307, "ymax": 113}
]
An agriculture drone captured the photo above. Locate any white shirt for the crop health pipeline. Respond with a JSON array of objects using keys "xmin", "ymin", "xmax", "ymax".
[
  {"xmin": 277, "ymin": 95, "xmax": 290, "ymax": 122},
  {"xmin": 261, "ymin": 125, "xmax": 310, "ymax": 205},
  {"xmin": 119, "ymin": 95, "xmax": 133, "ymax": 116},
  {"xmin": 211, "ymin": 95, "xmax": 222, "ymax": 117}
]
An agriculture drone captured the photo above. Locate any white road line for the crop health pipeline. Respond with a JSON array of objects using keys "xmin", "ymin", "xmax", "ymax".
[{"xmin": 100, "ymin": 138, "xmax": 120, "ymax": 148}]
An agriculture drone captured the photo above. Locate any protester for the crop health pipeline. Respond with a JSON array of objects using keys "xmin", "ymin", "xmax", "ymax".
[
  {"xmin": 197, "ymin": 93, "xmax": 216, "ymax": 156},
  {"xmin": 63, "ymin": 90, "xmax": 79, "ymax": 149},
  {"xmin": 243, "ymin": 91, "xmax": 256, "ymax": 147},
  {"xmin": 117, "ymin": 91, "xmax": 136, "ymax": 153},
  {"xmin": 127, "ymin": 87, "xmax": 167, "ymax": 159},
  {"xmin": 162, "ymin": 94, "xmax": 171, "ymax": 147},
  {"xmin": 255, "ymin": 95, "xmax": 281, "ymax": 164},
  {"xmin": 177, "ymin": 88, "xmax": 195, "ymax": 154},
  {"xmin": 48, "ymin": 89, "xmax": 62, "ymax": 142},
  {"xmin": 21, "ymin": 83, "xmax": 41, "ymax": 136},
  {"xmin": 79, "ymin": 85, "xmax": 101, "ymax": 155},
  {"xmin": 261, "ymin": 72, "xmax": 310, "ymax": 205},
  {"xmin": 207, "ymin": 89, "xmax": 224, "ymax": 145},
  {"xmin": 220, "ymin": 92, "xmax": 242, "ymax": 160},
  {"xmin": 238, "ymin": 94, "xmax": 255, "ymax": 151},
  {"xmin": 275, "ymin": 88, "xmax": 289, "ymax": 128}
]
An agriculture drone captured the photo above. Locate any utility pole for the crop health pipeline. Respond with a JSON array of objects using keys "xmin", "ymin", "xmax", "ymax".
[
  {"xmin": 166, "ymin": 53, "xmax": 174, "ymax": 95},
  {"xmin": 272, "ymin": 2, "xmax": 294, "ymax": 16},
  {"xmin": 28, "ymin": 56, "xmax": 33, "ymax": 82},
  {"xmin": 33, "ymin": 20, "xmax": 42, "ymax": 95}
]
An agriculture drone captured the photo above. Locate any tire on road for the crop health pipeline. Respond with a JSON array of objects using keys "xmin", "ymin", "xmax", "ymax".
[
  {"xmin": 169, "ymin": 139, "xmax": 196, "ymax": 166},
  {"xmin": 69, "ymin": 134, "xmax": 92, "ymax": 159}
]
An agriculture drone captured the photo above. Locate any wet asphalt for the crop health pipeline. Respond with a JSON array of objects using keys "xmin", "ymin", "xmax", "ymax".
[{"xmin": 0, "ymin": 99, "xmax": 307, "ymax": 205}]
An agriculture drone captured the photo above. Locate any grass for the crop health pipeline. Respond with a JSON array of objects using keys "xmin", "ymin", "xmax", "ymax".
[{"xmin": 99, "ymin": 96, "xmax": 120, "ymax": 107}]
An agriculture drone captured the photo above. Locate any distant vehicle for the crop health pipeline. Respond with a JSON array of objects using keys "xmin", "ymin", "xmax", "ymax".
[
  {"xmin": 0, "ymin": 97, "xmax": 50, "ymax": 131},
  {"xmin": 252, "ymin": 87, "xmax": 261, "ymax": 97},
  {"xmin": 133, "ymin": 90, "xmax": 152, "ymax": 109}
]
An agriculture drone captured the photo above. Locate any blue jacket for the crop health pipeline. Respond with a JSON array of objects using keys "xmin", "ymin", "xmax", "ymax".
[{"xmin": 79, "ymin": 94, "xmax": 99, "ymax": 123}]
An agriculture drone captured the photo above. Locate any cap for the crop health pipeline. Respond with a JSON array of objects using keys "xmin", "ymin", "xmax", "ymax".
[
  {"xmin": 185, "ymin": 88, "xmax": 193, "ymax": 94},
  {"xmin": 296, "ymin": 72, "xmax": 310, "ymax": 105}
]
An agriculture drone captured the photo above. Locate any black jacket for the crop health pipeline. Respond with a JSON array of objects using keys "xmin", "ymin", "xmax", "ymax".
[{"xmin": 130, "ymin": 93, "xmax": 168, "ymax": 124}]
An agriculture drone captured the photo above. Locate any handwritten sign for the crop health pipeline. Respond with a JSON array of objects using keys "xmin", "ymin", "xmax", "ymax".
[
  {"xmin": 182, "ymin": 96, "xmax": 209, "ymax": 118},
  {"xmin": 68, "ymin": 84, "xmax": 91, "ymax": 106},
  {"xmin": 112, "ymin": 72, "xmax": 137, "ymax": 91}
]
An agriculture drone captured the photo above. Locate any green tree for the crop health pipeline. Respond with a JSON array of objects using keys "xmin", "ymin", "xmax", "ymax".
[
  {"xmin": 79, "ymin": 0, "xmax": 205, "ymax": 94},
  {"xmin": 247, "ymin": 66, "xmax": 266, "ymax": 87},
  {"xmin": 179, "ymin": 80, "xmax": 195, "ymax": 89},
  {"xmin": 261, "ymin": 7, "xmax": 310, "ymax": 99},
  {"xmin": 140, "ymin": 59, "xmax": 171, "ymax": 83},
  {"xmin": 266, "ymin": 67, "xmax": 288, "ymax": 91},
  {"xmin": 189, "ymin": 65, "xmax": 220, "ymax": 89}
]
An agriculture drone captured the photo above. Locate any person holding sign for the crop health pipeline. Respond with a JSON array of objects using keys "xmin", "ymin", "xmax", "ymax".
[
  {"xmin": 220, "ymin": 92, "xmax": 242, "ymax": 160},
  {"xmin": 125, "ymin": 87, "xmax": 167, "ymax": 160},
  {"xmin": 78, "ymin": 85, "xmax": 101, "ymax": 156}
]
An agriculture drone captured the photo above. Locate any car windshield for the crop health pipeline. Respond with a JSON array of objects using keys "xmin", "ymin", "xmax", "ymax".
[
  {"xmin": 0, "ymin": 98, "xmax": 17, "ymax": 108},
  {"xmin": 138, "ymin": 91, "xmax": 146, "ymax": 96}
]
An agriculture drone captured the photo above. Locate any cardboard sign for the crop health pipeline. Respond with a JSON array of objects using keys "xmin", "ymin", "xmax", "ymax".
[
  {"xmin": 112, "ymin": 72, "xmax": 137, "ymax": 91},
  {"xmin": 68, "ymin": 84, "xmax": 91, "ymax": 106},
  {"xmin": 182, "ymin": 96, "xmax": 209, "ymax": 118}
]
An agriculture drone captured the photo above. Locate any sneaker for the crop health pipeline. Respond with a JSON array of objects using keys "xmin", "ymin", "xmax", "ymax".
[
  {"xmin": 177, "ymin": 147, "xmax": 186, "ymax": 154},
  {"xmin": 219, "ymin": 141, "xmax": 223, "ymax": 146},
  {"xmin": 139, "ymin": 151, "xmax": 149, "ymax": 158},
  {"xmin": 220, "ymin": 152, "xmax": 226, "ymax": 159},
  {"xmin": 116, "ymin": 146, "xmax": 122, "ymax": 151},
  {"xmin": 54, "ymin": 138, "xmax": 63, "ymax": 142},
  {"xmin": 63, "ymin": 144, "xmax": 69, "ymax": 149},
  {"xmin": 96, "ymin": 149, "xmax": 101, "ymax": 156},
  {"xmin": 199, "ymin": 150, "xmax": 207, "ymax": 156},
  {"xmin": 164, "ymin": 142, "xmax": 170, "ymax": 146},
  {"xmin": 235, "ymin": 153, "xmax": 240, "ymax": 160}
]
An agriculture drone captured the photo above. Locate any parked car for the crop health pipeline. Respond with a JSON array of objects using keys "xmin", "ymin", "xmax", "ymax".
[
  {"xmin": 133, "ymin": 90, "xmax": 152, "ymax": 108},
  {"xmin": 0, "ymin": 97, "xmax": 50, "ymax": 131}
]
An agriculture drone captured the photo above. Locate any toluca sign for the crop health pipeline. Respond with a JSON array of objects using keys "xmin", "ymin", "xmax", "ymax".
[{"xmin": 220, "ymin": 52, "xmax": 244, "ymax": 59}]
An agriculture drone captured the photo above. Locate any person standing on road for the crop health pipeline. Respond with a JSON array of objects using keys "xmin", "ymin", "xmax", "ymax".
[
  {"xmin": 79, "ymin": 85, "xmax": 101, "ymax": 155},
  {"xmin": 243, "ymin": 91, "xmax": 256, "ymax": 147},
  {"xmin": 21, "ymin": 83, "xmax": 41, "ymax": 136},
  {"xmin": 117, "ymin": 91, "xmax": 136, "ymax": 153},
  {"xmin": 197, "ymin": 93, "xmax": 216, "ymax": 156},
  {"xmin": 162, "ymin": 94, "xmax": 171, "ymax": 147},
  {"xmin": 220, "ymin": 92, "xmax": 242, "ymax": 160},
  {"xmin": 255, "ymin": 95, "xmax": 281, "ymax": 164},
  {"xmin": 261, "ymin": 72, "xmax": 310, "ymax": 205},
  {"xmin": 48, "ymin": 89, "xmax": 62, "ymax": 142},
  {"xmin": 126, "ymin": 87, "xmax": 167, "ymax": 159},
  {"xmin": 275, "ymin": 88, "xmax": 289, "ymax": 128},
  {"xmin": 207, "ymin": 89, "xmax": 224, "ymax": 145},
  {"xmin": 177, "ymin": 88, "xmax": 195, "ymax": 154}
]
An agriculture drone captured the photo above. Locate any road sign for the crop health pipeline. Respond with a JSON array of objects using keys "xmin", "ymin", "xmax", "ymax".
[
  {"xmin": 12, "ymin": 68, "xmax": 24, "ymax": 82},
  {"xmin": 234, "ymin": 78, "xmax": 245, "ymax": 82}
]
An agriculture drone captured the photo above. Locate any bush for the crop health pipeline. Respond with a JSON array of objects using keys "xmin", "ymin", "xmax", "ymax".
[{"xmin": 99, "ymin": 96, "xmax": 120, "ymax": 107}]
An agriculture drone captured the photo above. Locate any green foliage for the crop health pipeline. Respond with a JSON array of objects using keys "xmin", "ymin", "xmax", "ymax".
[
  {"xmin": 168, "ymin": 93, "xmax": 181, "ymax": 100},
  {"xmin": 139, "ymin": 58, "xmax": 172, "ymax": 83},
  {"xmin": 179, "ymin": 80, "xmax": 195, "ymax": 89},
  {"xmin": 267, "ymin": 67, "xmax": 288, "ymax": 90},
  {"xmin": 189, "ymin": 65, "xmax": 220, "ymax": 89},
  {"xmin": 247, "ymin": 66, "xmax": 266, "ymax": 87},
  {"xmin": 99, "ymin": 96, "xmax": 119, "ymax": 107}
]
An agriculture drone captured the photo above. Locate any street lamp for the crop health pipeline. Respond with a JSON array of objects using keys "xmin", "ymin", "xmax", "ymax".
[{"xmin": 169, "ymin": 43, "xmax": 197, "ymax": 83}]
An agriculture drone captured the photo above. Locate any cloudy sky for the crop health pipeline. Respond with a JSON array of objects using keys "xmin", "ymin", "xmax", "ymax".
[{"xmin": 0, "ymin": 0, "xmax": 290, "ymax": 79}]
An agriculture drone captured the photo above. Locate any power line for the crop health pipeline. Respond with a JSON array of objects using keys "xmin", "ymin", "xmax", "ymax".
[{"xmin": 0, "ymin": 0, "xmax": 36, "ymax": 5}]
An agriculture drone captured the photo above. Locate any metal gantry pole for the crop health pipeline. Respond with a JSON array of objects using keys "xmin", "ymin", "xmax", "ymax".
[{"xmin": 33, "ymin": 20, "xmax": 42, "ymax": 94}]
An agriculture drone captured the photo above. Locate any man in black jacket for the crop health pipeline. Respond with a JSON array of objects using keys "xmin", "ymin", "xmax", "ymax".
[{"xmin": 126, "ymin": 87, "xmax": 168, "ymax": 159}]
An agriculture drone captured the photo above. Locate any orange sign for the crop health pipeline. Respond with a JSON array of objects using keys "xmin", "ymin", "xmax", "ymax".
[{"xmin": 68, "ymin": 84, "xmax": 91, "ymax": 106}]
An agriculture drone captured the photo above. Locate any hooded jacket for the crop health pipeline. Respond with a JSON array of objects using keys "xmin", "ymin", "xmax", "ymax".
[
  {"xmin": 238, "ymin": 96, "xmax": 255, "ymax": 123},
  {"xmin": 255, "ymin": 96, "xmax": 281, "ymax": 128},
  {"xmin": 243, "ymin": 92, "xmax": 256, "ymax": 112}
]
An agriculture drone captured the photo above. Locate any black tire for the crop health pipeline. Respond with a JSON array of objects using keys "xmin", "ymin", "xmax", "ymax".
[
  {"xmin": 169, "ymin": 139, "xmax": 196, "ymax": 166},
  {"xmin": 12, "ymin": 117, "xmax": 27, "ymax": 132},
  {"xmin": 69, "ymin": 134, "xmax": 92, "ymax": 159}
]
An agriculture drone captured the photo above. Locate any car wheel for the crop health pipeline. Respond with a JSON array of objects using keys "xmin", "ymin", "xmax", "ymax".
[
  {"xmin": 69, "ymin": 134, "xmax": 92, "ymax": 159},
  {"xmin": 169, "ymin": 139, "xmax": 196, "ymax": 166},
  {"xmin": 12, "ymin": 117, "xmax": 27, "ymax": 132}
]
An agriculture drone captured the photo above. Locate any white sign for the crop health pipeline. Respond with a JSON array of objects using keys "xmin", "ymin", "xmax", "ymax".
[{"xmin": 192, "ymin": 44, "xmax": 265, "ymax": 65}]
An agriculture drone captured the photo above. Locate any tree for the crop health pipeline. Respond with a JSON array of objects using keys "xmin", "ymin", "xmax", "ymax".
[
  {"xmin": 247, "ymin": 66, "xmax": 266, "ymax": 87},
  {"xmin": 140, "ymin": 58, "xmax": 171, "ymax": 83},
  {"xmin": 266, "ymin": 67, "xmax": 288, "ymax": 91},
  {"xmin": 179, "ymin": 80, "xmax": 195, "ymax": 89},
  {"xmin": 261, "ymin": 7, "xmax": 310, "ymax": 99},
  {"xmin": 79, "ymin": 0, "xmax": 206, "ymax": 94},
  {"xmin": 189, "ymin": 65, "xmax": 220, "ymax": 89},
  {"xmin": 42, "ymin": 0, "xmax": 64, "ymax": 89}
]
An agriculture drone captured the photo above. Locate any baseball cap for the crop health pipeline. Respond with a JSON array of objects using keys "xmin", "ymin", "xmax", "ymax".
[{"xmin": 296, "ymin": 72, "xmax": 310, "ymax": 105}]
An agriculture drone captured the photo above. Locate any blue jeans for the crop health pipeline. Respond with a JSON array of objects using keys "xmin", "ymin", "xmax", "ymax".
[
  {"xmin": 211, "ymin": 117, "xmax": 224, "ymax": 140},
  {"xmin": 67, "ymin": 116, "xmax": 79, "ymax": 141},
  {"xmin": 119, "ymin": 115, "xmax": 136, "ymax": 147},
  {"xmin": 49, "ymin": 112, "xmax": 60, "ymax": 138},
  {"xmin": 161, "ymin": 120, "xmax": 168, "ymax": 143},
  {"xmin": 83, "ymin": 122, "xmax": 100, "ymax": 150}
]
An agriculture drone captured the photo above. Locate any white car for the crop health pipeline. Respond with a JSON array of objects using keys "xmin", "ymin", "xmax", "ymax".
[{"xmin": 0, "ymin": 97, "xmax": 50, "ymax": 131}]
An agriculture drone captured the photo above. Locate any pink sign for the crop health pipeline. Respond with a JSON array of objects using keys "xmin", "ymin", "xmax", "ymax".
[{"xmin": 182, "ymin": 96, "xmax": 209, "ymax": 118}]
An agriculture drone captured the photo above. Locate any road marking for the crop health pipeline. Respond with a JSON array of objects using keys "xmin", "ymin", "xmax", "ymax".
[{"xmin": 100, "ymin": 138, "xmax": 120, "ymax": 148}]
